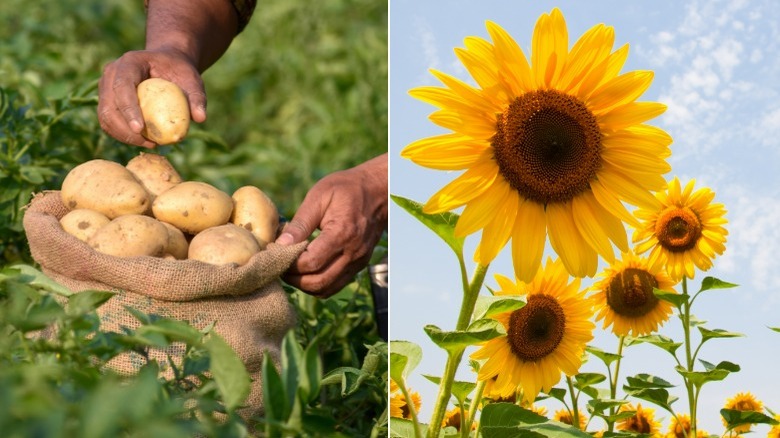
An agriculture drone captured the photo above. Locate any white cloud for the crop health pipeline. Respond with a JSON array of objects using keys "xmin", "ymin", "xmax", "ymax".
[{"xmin": 413, "ymin": 17, "xmax": 441, "ymax": 84}]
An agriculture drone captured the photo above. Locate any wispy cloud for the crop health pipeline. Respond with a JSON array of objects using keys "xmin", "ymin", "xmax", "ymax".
[{"xmin": 413, "ymin": 17, "xmax": 441, "ymax": 85}]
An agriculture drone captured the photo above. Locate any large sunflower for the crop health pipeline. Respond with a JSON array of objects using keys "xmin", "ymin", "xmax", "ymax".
[
  {"xmin": 722, "ymin": 392, "xmax": 763, "ymax": 434},
  {"xmin": 390, "ymin": 388, "xmax": 422, "ymax": 420},
  {"xmin": 470, "ymin": 258, "xmax": 594, "ymax": 404},
  {"xmin": 633, "ymin": 177, "xmax": 727, "ymax": 280},
  {"xmin": 402, "ymin": 8, "xmax": 671, "ymax": 281},
  {"xmin": 618, "ymin": 403, "xmax": 661, "ymax": 436},
  {"xmin": 591, "ymin": 250, "xmax": 678, "ymax": 336}
]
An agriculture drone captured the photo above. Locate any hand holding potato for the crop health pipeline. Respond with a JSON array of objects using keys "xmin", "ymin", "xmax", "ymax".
[{"xmin": 97, "ymin": 48, "xmax": 207, "ymax": 147}]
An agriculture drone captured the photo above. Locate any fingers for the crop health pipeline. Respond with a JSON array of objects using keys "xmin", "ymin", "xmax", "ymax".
[
  {"xmin": 275, "ymin": 192, "xmax": 326, "ymax": 246},
  {"xmin": 98, "ymin": 63, "xmax": 156, "ymax": 148},
  {"xmin": 283, "ymin": 252, "xmax": 363, "ymax": 298}
]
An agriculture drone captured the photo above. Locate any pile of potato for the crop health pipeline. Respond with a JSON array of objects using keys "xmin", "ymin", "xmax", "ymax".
[{"xmin": 59, "ymin": 154, "xmax": 280, "ymax": 266}]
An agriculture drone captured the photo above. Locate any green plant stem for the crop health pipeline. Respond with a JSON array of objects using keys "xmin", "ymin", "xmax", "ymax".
[
  {"xmin": 681, "ymin": 276, "xmax": 697, "ymax": 438},
  {"xmin": 465, "ymin": 379, "xmax": 486, "ymax": 437},
  {"xmin": 399, "ymin": 384, "xmax": 423, "ymax": 438},
  {"xmin": 607, "ymin": 335, "xmax": 626, "ymax": 432},
  {"xmin": 426, "ymin": 263, "xmax": 489, "ymax": 438},
  {"xmin": 566, "ymin": 376, "xmax": 580, "ymax": 430}
]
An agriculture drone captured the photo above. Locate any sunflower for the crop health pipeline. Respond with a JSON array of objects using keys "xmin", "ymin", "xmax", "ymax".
[
  {"xmin": 553, "ymin": 408, "xmax": 587, "ymax": 430},
  {"xmin": 441, "ymin": 407, "xmax": 476, "ymax": 431},
  {"xmin": 633, "ymin": 177, "xmax": 727, "ymax": 281},
  {"xmin": 470, "ymin": 258, "xmax": 594, "ymax": 404},
  {"xmin": 768, "ymin": 414, "xmax": 780, "ymax": 438},
  {"xmin": 591, "ymin": 251, "xmax": 678, "ymax": 336},
  {"xmin": 390, "ymin": 389, "xmax": 422, "ymax": 420},
  {"xmin": 402, "ymin": 8, "xmax": 671, "ymax": 281},
  {"xmin": 722, "ymin": 392, "xmax": 763, "ymax": 433},
  {"xmin": 618, "ymin": 403, "xmax": 661, "ymax": 436}
]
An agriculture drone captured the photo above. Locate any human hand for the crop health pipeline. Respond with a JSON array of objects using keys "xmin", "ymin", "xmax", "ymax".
[
  {"xmin": 97, "ymin": 48, "xmax": 207, "ymax": 148},
  {"xmin": 276, "ymin": 154, "xmax": 388, "ymax": 298}
]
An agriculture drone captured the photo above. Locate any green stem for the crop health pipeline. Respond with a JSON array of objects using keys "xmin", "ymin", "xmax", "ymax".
[
  {"xmin": 399, "ymin": 384, "xmax": 423, "ymax": 438},
  {"xmin": 607, "ymin": 336, "xmax": 626, "ymax": 432},
  {"xmin": 466, "ymin": 379, "xmax": 487, "ymax": 436},
  {"xmin": 681, "ymin": 276, "xmax": 697, "ymax": 438},
  {"xmin": 566, "ymin": 376, "xmax": 580, "ymax": 430},
  {"xmin": 426, "ymin": 263, "xmax": 490, "ymax": 438}
]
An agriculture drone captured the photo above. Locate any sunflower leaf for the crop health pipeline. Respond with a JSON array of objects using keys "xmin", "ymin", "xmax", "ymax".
[
  {"xmin": 720, "ymin": 409, "xmax": 779, "ymax": 430},
  {"xmin": 770, "ymin": 327, "xmax": 780, "ymax": 333},
  {"xmin": 624, "ymin": 334, "xmax": 682, "ymax": 357},
  {"xmin": 653, "ymin": 288, "xmax": 687, "ymax": 310},
  {"xmin": 585, "ymin": 346, "xmax": 622, "ymax": 366},
  {"xmin": 698, "ymin": 327, "xmax": 744, "ymax": 343},
  {"xmin": 698, "ymin": 277, "xmax": 738, "ymax": 293},
  {"xmin": 389, "ymin": 340, "xmax": 423, "ymax": 387},
  {"xmin": 424, "ymin": 320, "xmax": 504, "ymax": 353},
  {"xmin": 573, "ymin": 372, "xmax": 606, "ymax": 391},
  {"xmin": 389, "ymin": 417, "xmax": 432, "ymax": 438},
  {"xmin": 422, "ymin": 375, "xmax": 476, "ymax": 402},
  {"xmin": 624, "ymin": 373, "xmax": 675, "ymax": 389},
  {"xmin": 473, "ymin": 295, "xmax": 526, "ymax": 320},
  {"xmin": 621, "ymin": 387, "xmax": 677, "ymax": 413},
  {"xmin": 586, "ymin": 399, "xmax": 629, "ymax": 414},
  {"xmin": 545, "ymin": 388, "xmax": 568, "ymax": 403},
  {"xmin": 480, "ymin": 403, "xmax": 592, "ymax": 438},
  {"xmin": 391, "ymin": 194, "xmax": 464, "ymax": 256},
  {"xmin": 674, "ymin": 361, "xmax": 739, "ymax": 388}
]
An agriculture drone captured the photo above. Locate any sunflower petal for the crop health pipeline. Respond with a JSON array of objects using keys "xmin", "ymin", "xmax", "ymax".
[
  {"xmin": 429, "ymin": 109, "xmax": 497, "ymax": 140},
  {"xmin": 547, "ymin": 202, "xmax": 596, "ymax": 277},
  {"xmin": 572, "ymin": 193, "xmax": 617, "ymax": 263},
  {"xmin": 511, "ymin": 199, "xmax": 546, "ymax": 282},
  {"xmin": 532, "ymin": 8, "xmax": 569, "ymax": 88},
  {"xmin": 559, "ymin": 23, "xmax": 614, "ymax": 93},
  {"xmin": 455, "ymin": 179, "xmax": 509, "ymax": 237},
  {"xmin": 401, "ymin": 134, "xmax": 490, "ymax": 170},
  {"xmin": 599, "ymin": 102, "xmax": 667, "ymax": 131},
  {"xmin": 429, "ymin": 69, "xmax": 501, "ymax": 113},
  {"xmin": 475, "ymin": 183, "xmax": 518, "ymax": 264},
  {"xmin": 588, "ymin": 70, "xmax": 655, "ymax": 113},
  {"xmin": 590, "ymin": 179, "xmax": 641, "ymax": 228},
  {"xmin": 423, "ymin": 159, "xmax": 499, "ymax": 213},
  {"xmin": 486, "ymin": 20, "xmax": 535, "ymax": 94}
]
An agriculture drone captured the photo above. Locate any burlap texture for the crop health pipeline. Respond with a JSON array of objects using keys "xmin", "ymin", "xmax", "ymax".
[{"xmin": 23, "ymin": 191, "xmax": 306, "ymax": 417}]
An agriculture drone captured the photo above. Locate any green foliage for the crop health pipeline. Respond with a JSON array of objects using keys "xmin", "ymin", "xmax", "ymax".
[
  {"xmin": 391, "ymin": 195, "xmax": 464, "ymax": 257},
  {"xmin": 479, "ymin": 403, "xmax": 591, "ymax": 438},
  {"xmin": 423, "ymin": 319, "xmax": 505, "ymax": 354}
]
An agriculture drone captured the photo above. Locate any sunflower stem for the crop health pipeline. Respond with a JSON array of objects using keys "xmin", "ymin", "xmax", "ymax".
[
  {"xmin": 607, "ymin": 335, "xmax": 626, "ymax": 432},
  {"xmin": 566, "ymin": 375, "xmax": 581, "ymax": 430},
  {"xmin": 399, "ymin": 383, "xmax": 424, "ymax": 438},
  {"xmin": 681, "ymin": 276, "xmax": 698, "ymax": 438},
  {"xmin": 466, "ymin": 379, "xmax": 486, "ymax": 437},
  {"xmin": 426, "ymin": 263, "xmax": 490, "ymax": 438}
]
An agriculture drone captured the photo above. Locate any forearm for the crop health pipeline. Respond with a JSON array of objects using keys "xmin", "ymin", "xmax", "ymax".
[{"xmin": 145, "ymin": 0, "xmax": 239, "ymax": 72}]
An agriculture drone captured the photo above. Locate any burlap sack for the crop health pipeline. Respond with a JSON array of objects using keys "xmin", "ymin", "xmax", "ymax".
[{"xmin": 23, "ymin": 191, "xmax": 306, "ymax": 417}]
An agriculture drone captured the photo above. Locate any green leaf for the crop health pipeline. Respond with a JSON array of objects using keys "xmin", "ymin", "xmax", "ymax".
[
  {"xmin": 281, "ymin": 332, "xmax": 304, "ymax": 407},
  {"xmin": 621, "ymin": 387, "xmax": 677, "ymax": 413},
  {"xmin": 66, "ymin": 290, "xmax": 115, "ymax": 316},
  {"xmin": 480, "ymin": 403, "xmax": 592, "ymax": 438},
  {"xmin": 262, "ymin": 353, "xmax": 288, "ymax": 422},
  {"xmin": 720, "ymin": 408, "xmax": 779, "ymax": 430},
  {"xmin": 303, "ymin": 340, "xmax": 322, "ymax": 404},
  {"xmin": 135, "ymin": 317, "xmax": 203, "ymax": 345},
  {"xmin": 573, "ymin": 372, "xmax": 606, "ymax": 390},
  {"xmin": 422, "ymin": 375, "xmax": 476, "ymax": 402},
  {"xmin": 586, "ymin": 399, "xmax": 629, "ymax": 414},
  {"xmin": 625, "ymin": 334, "xmax": 682, "ymax": 357},
  {"xmin": 770, "ymin": 327, "xmax": 780, "ymax": 333},
  {"xmin": 624, "ymin": 374, "xmax": 675, "ymax": 389},
  {"xmin": 10, "ymin": 264, "xmax": 73, "ymax": 297},
  {"xmin": 675, "ymin": 361, "xmax": 739, "ymax": 388},
  {"xmin": 389, "ymin": 417, "xmax": 429, "ymax": 438},
  {"xmin": 424, "ymin": 319, "xmax": 504, "ymax": 353},
  {"xmin": 653, "ymin": 288, "xmax": 688, "ymax": 309},
  {"xmin": 472, "ymin": 295, "xmax": 525, "ymax": 321},
  {"xmin": 586, "ymin": 346, "xmax": 621, "ymax": 366},
  {"xmin": 205, "ymin": 333, "xmax": 251, "ymax": 412},
  {"xmin": 546, "ymin": 388, "xmax": 567, "ymax": 404},
  {"xmin": 389, "ymin": 340, "xmax": 423, "ymax": 386},
  {"xmin": 698, "ymin": 327, "xmax": 744, "ymax": 343},
  {"xmin": 391, "ymin": 194, "xmax": 464, "ymax": 256},
  {"xmin": 698, "ymin": 277, "xmax": 738, "ymax": 292}
]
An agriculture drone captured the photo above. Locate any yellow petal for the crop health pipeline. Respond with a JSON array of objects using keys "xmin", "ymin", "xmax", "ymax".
[
  {"xmin": 572, "ymin": 193, "xmax": 616, "ymax": 263},
  {"xmin": 547, "ymin": 202, "xmax": 591, "ymax": 277},
  {"xmin": 511, "ymin": 199, "xmax": 546, "ymax": 282},
  {"xmin": 401, "ymin": 134, "xmax": 489, "ymax": 170},
  {"xmin": 598, "ymin": 102, "xmax": 667, "ymax": 131},
  {"xmin": 455, "ymin": 179, "xmax": 508, "ymax": 236},
  {"xmin": 429, "ymin": 69, "xmax": 501, "ymax": 113},
  {"xmin": 577, "ymin": 44, "xmax": 629, "ymax": 99},
  {"xmin": 475, "ymin": 184, "xmax": 518, "ymax": 264},
  {"xmin": 429, "ymin": 109, "xmax": 497, "ymax": 140},
  {"xmin": 559, "ymin": 24, "xmax": 614, "ymax": 93},
  {"xmin": 590, "ymin": 178, "xmax": 641, "ymax": 228},
  {"xmin": 486, "ymin": 20, "xmax": 535, "ymax": 94},
  {"xmin": 588, "ymin": 70, "xmax": 654, "ymax": 113},
  {"xmin": 423, "ymin": 159, "xmax": 499, "ymax": 213},
  {"xmin": 596, "ymin": 167, "xmax": 663, "ymax": 209},
  {"xmin": 532, "ymin": 9, "xmax": 569, "ymax": 88},
  {"xmin": 493, "ymin": 273, "xmax": 517, "ymax": 295}
]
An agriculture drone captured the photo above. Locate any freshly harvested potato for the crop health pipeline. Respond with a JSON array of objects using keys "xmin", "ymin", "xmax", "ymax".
[
  {"xmin": 231, "ymin": 186, "xmax": 279, "ymax": 249},
  {"xmin": 88, "ymin": 214, "xmax": 169, "ymax": 258},
  {"xmin": 161, "ymin": 221, "xmax": 189, "ymax": 260},
  {"xmin": 152, "ymin": 181, "xmax": 233, "ymax": 234},
  {"xmin": 60, "ymin": 209, "xmax": 110, "ymax": 242},
  {"xmin": 61, "ymin": 159, "xmax": 151, "ymax": 219},
  {"xmin": 126, "ymin": 153, "xmax": 182, "ymax": 201},
  {"xmin": 137, "ymin": 78, "xmax": 190, "ymax": 145},
  {"xmin": 188, "ymin": 224, "xmax": 261, "ymax": 266}
]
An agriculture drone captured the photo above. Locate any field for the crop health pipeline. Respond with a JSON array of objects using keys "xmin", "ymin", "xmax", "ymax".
[{"xmin": 0, "ymin": 0, "xmax": 388, "ymax": 436}]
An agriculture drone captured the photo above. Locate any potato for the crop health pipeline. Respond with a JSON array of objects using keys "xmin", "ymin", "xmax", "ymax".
[
  {"xmin": 61, "ymin": 159, "xmax": 151, "ymax": 219},
  {"xmin": 188, "ymin": 224, "xmax": 261, "ymax": 266},
  {"xmin": 126, "ymin": 153, "xmax": 182, "ymax": 201},
  {"xmin": 88, "ymin": 214, "xmax": 169, "ymax": 258},
  {"xmin": 161, "ymin": 221, "xmax": 189, "ymax": 260},
  {"xmin": 60, "ymin": 209, "xmax": 110, "ymax": 242},
  {"xmin": 231, "ymin": 186, "xmax": 280, "ymax": 249},
  {"xmin": 137, "ymin": 78, "xmax": 190, "ymax": 145},
  {"xmin": 152, "ymin": 181, "xmax": 233, "ymax": 234}
]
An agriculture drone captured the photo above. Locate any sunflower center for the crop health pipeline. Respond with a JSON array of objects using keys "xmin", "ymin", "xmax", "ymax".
[
  {"xmin": 507, "ymin": 294, "xmax": 566, "ymax": 362},
  {"xmin": 492, "ymin": 89, "xmax": 602, "ymax": 204},
  {"xmin": 606, "ymin": 268, "xmax": 660, "ymax": 317},
  {"xmin": 444, "ymin": 410, "xmax": 463, "ymax": 431},
  {"xmin": 626, "ymin": 413, "xmax": 654, "ymax": 434},
  {"xmin": 655, "ymin": 207, "xmax": 703, "ymax": 252}
]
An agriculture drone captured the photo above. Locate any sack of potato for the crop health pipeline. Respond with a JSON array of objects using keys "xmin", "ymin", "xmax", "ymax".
[{"xmin": 23, "ymin": 152, "xmax": 305, "ymax": 418}]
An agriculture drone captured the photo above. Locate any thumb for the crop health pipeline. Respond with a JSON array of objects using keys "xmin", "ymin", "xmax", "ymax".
[{"xmin": 275, "ymin": 201, "xmax": 322, "ymax": 246}]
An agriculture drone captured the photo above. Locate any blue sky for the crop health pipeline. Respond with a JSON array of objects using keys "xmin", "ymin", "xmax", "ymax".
[{"xmin": 389, "ymin": 0, "xmax": 780, "ymax": 433}]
